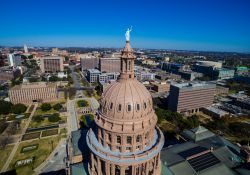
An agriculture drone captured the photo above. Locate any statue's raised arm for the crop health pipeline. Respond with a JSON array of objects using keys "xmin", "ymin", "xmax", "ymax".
[{"xmin": 125, "ymin": 26, "xmax": 132, "ymax": 42}]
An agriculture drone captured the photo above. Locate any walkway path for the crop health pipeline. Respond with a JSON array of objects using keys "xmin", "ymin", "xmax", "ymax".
[
  {"xmin": 34, "ymin": 138, "xmax": 66, "ymax": 174},
  {"xmin": 0, "ymin": 103, "xmax": 38, "ymax": 173}
]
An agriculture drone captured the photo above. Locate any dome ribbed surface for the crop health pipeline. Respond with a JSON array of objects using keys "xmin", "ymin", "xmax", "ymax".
[{"xmin": 100, "ymin": 78, "xmax": 153, "ymax": 120}]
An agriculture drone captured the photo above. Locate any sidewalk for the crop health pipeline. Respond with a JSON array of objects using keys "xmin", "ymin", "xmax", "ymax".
[{"xmin": 34, "ymin": 138, "xmax": 66, "ymax": 173}]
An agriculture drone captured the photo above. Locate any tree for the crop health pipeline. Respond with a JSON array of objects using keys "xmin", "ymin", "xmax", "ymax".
[
  {"xmin": 41, "ymin": 103, "xmax": 52, "ymax": 111},
  {"xmin": 11, "ymin": 103, "xmax": 27, "ymax": 114},
  {"xmin": 0, "ymin": 100, "xmax": 13, "ymax": 115},
  {"xmin": 53, "ymin": 103, "xmax": 63, "ymax": 111},
  {"xmin": 48, "ymin": 113, "xmax": 61, "ymax": 122},
  {"xmin": 49, "ymin": 76, "xmax": 60, "ymax": 82},
  {"xmin": 64, "ymin": 56, "xmax": 69, "ymax": 61}
]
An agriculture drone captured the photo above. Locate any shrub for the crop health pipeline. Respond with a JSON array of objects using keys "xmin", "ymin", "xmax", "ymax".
[
  {"xmin": 41, "ymin": 103, "xmax": 52, "ymax": 111},
  {"xmin": 11, "ymin": 103, "xmax": 27, "ymax": 114},
  {"xmin": 48, "ymin": 113, "xmax": 61, "ymax": 122},
  {"xmin": 49, "ymin": 75, "xmax": 59, "ymax": 82},
  {"xmin": 53, "ymin": 103, "xmax": 63, "ymax": 111}
]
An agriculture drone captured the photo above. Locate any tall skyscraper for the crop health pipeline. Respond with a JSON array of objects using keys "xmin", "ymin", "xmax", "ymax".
[
  {"xmin": 86, "ymin": 30, "xmax": 164, "ymax": 175},
  {"xmin": 7, "ymin": 54, "xmax": 21, "ymax": 67},
  {"xmin": 24, "ymin": 44, "xmax": 28, "ymax": 53}
]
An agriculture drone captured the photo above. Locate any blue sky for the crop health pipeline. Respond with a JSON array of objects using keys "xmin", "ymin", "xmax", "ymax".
[{"xmin": 0, "ymin": 0, "xmax": 250, "ymax": 52}]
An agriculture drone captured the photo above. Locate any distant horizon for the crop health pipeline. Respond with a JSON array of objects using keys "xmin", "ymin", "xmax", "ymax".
[
  {"xmin": 1, "ymin": 0, "xmax": 250, "ymax": 53},
  {"xmin": 1, "ymin": 44, "xmax": 250, "ymax": 54}
]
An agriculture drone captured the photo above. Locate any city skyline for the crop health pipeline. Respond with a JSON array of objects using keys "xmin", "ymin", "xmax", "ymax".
[{"xmin": 0, "ymin": 0, "xmax": 250, "ymax": 52}]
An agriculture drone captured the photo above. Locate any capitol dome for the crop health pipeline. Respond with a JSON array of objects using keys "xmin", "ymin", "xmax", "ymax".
[
  {"xmin": 87, "ymin": 34, "xmax": 164, "ymax": 175},
  {"xmin": 100, "ymin": 78, "xmax": 154, "ymax": 120}
]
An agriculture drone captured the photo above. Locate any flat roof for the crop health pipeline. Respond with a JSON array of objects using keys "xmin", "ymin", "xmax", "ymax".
[
  {"xmin": 173, "ymin": 82, "xmax": 215, "ymax": 90},
  {"xmin": 41, "ymin": 56, "xmax": 63, "ymax": 60},
  {"xmin": 161, "ymin": 127, "xmax": 240, "ymax": 175},
  {"xmin": 205, "ymin": 106, "xmax": 228, "ymax": 116},
  {"xmin": 87, "ymin": 69, "xmax": 101, "ymax": 73},
  {"xmin": 71, "ymin": 130, "xmax": 89, "ymax": 157},
  {"xmin": 11, "ymin": 82, "xmax": 56, "ymax": 90}
]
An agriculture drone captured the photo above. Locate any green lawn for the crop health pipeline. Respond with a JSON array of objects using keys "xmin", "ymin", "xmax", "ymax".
[
  {"xmin": 35, "ymin": 101, "xmax": 66, "ymax": 116},
  {"xmin": 34, "ymin": 108, "xmax": 57, "ymax": 116},
  {"xmin": 229, "ymin": 89, "xmax": 236, "ymax": 94},
  {"xmin": 8, "ymin": 136, "xmax": 61, "ymax": 175},
  {"xmin": 0, "ymin": 145, "xmax": 14, "ymax": 170},
  {"xmin": 29, "ymin": 115, "xmax": 66, "ymax": 128}
]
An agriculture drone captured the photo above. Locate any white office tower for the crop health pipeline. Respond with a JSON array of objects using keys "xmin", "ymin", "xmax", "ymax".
[
  {"xmin": 24, "ymin": 44, "xmax": 28, "ymax": 53},
  {"xmin": 8, "ymin": 54, "xmax": 21, "ymax": 67}
]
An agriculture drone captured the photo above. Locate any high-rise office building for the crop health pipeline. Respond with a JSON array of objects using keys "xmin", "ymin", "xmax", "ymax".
[
  {"xmin": 99, "ymin": 57, "xmax": 121, "ymax": 73},
  {"xmin": 80, "ymin": 57, "xmax": 99, "ymax": 71},
  {"xmin": 168, "ymin": 83, "xmax": 216, "ymax": 113},
  {"xmin": 7, "ymin": 54, "xmax": 21, "ymax": 67},
  {"xmin": 40, "ymin": 56, "xmax": 64, "ymax": 73}
]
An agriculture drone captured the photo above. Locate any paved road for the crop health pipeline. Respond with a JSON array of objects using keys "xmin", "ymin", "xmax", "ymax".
[
  {"xmin": 69, "ymin": 66, "xmax": 94, "ymax": 93},
  {"xmin": 0, "ymin": 103, "xmax": 38, "ymax": 173},
  {"xmin": 67, "ymin": 99, "xmax": 79, "ymax": 133},
  {"xmin": 69, "ymin": 66, "xmax": 84, "ymax": 98},
  {"xmin": 34, "ymin": 139, "xmax": 67, "ymax": 173}
]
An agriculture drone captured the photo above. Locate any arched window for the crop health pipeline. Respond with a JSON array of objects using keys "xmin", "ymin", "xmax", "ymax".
[
  {"xmin": 109, "ymin": 102, "xmax": 113, "ymax": 110},
  {"xmin": 117, "ymin": 136, "xmax": 121, "ymax": 144},
  {"xmin": 128, "ymin": 104, "xmax": 131, "ymax": 112},
  {"xmin": 144, "ymin": 102, "xmax": 147, "ymax": 109},
  {"xmin": 115, "ymin": 166, "xmax": 120, "ymax": 175},
  {"xmin": 136, "ymin": 135, "xmax": 141, "ymax": 142},
  {"xmin": 136, "ymin": 104, "xmax": 140, "ymax": 111},
  {"xmin": 127, "ymin": 136, "xmax": 132, "ymax": 144},
  {"xmin": 118, "ymin": 104, "xmax": 122, "ymax": 112}
]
